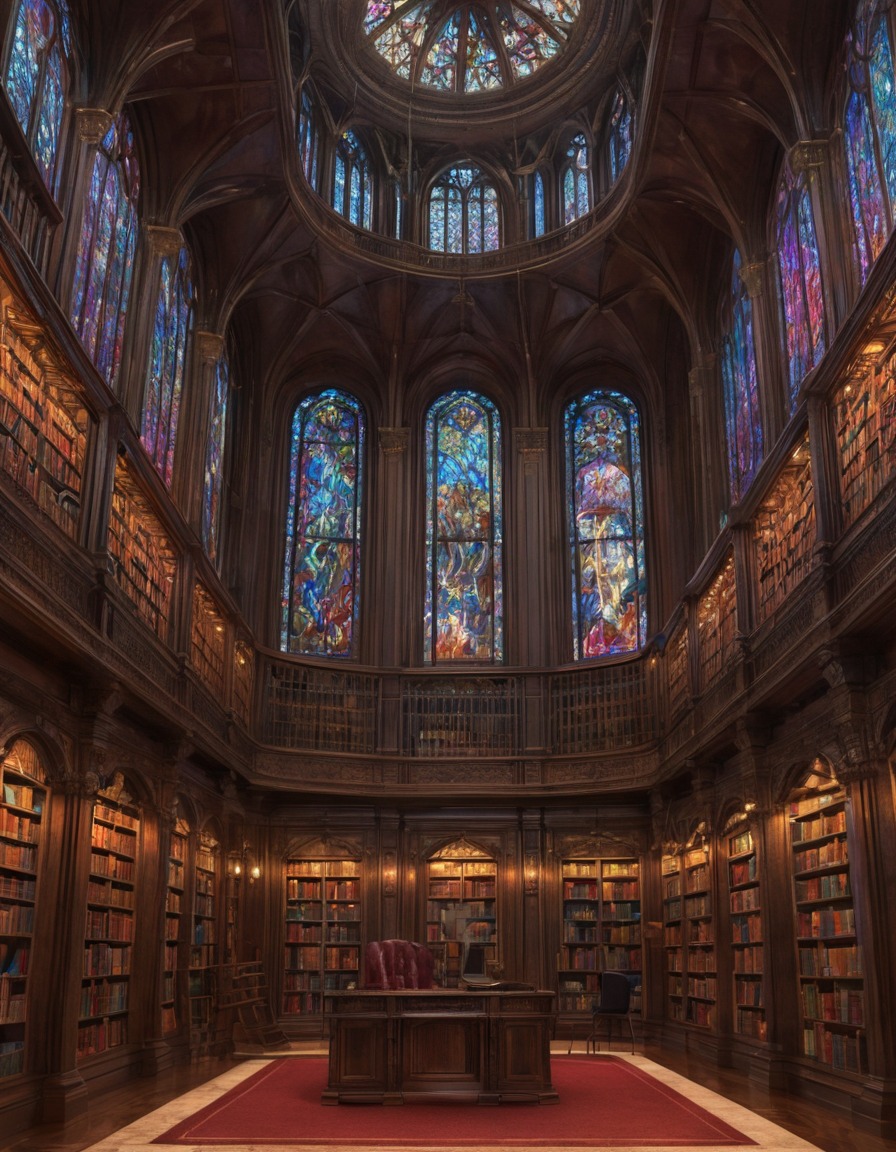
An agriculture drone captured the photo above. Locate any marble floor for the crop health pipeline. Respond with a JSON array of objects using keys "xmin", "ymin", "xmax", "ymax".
[{"xmin": 58, "ymin": 1045, "xmax": 823, "ymax": 1152}]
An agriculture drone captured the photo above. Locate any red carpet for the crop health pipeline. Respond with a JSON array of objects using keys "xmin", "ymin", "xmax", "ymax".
[{"xmin": 153, "ymin": 1056, "xmax": 756, "ymax": 1146}]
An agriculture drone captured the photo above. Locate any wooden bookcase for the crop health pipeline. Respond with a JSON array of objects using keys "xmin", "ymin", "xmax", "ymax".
[
  {"xmin": 282, "ymin": 858, "xmax": 361, "ymax": 1020},
  {"xmin": 662, "ymin": 853, "xmax": 684, "ymax": 1023},
  {"xmin": 557, "ymin": 857, "xmax": 641, "ymax": 1018},
  {"xmin": 425, "ymin": 850, "xmax": 496, "ymax": 987},
  {"xmin": 684, "ymin": 846, "xmax": 715, "ymax": 1028},
  {"xmin": 79, "ymin": 786, "xmax": 139, "ymax": 1061},
  {"xmin": 189, "ymin": 835, "xmax": 219, "ymax": 1052},
  {"xmin": 0, "ymin": 744, "xmax": 47, "ymax": 1078},
  {"xmin": 162, "ymin": 818, "xmax": 188, "ymax": 1036},
  {"xmin": 728, "ymin": 823, "xmax": 765, "ymax": 1040},
  {"xmin": 790, "ymin": 788, "xmax": 866, "ymax": 1073}
]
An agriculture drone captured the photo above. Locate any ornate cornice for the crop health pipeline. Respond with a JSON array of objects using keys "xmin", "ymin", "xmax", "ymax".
[{"xmin": 75, "ymin": 107, "xmax": 114, "ymax": 144}]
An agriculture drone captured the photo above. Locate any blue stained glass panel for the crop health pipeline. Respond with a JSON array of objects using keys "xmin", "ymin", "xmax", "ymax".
[
  {"xmin": 70, "ymin": 115, "xmax": 140, "ymax": 390},
  {"xmin": 844, "ymin": 4, "xmax": 896, "ymax": 282},
  {"xmin": 141, "ymin": 247, "xmax": 194, "ymax": 487},
  {"xmin": 298, "ymin": 88, "xmax": 319, "ymax": 189},
  {"xmin": 608, "ymin": 88, "xmax": 633, "ymax": 183},
  {"xmin": 776, "ymin": 170, "xmax": 825, "ymax": 410},
  {"xmin": 563, "ymin": 133, "xmax": 590, "ymax": 222},
  {"xmin": 534, "ymin": 170, "xmax": 545, "ymax": 236},
  {"xmin": 202, "ymin": 354, "xmax": 229, "ymax": 563},
  {"xmin": 5, "ymin": 0, "xmax": 70, "ymax": 194},
  {"xmin": 721, "ymin": 249, "xmax": 763, "ymax": 502},
  {"xmin": 428, "ymin": 166, "xmax": 500, "ymax": 253},
  {"xmin": 424, "ymin": 391, "xmax": 503, "ymax": 662},
  {"xmin": 282, "ymin": 391, "xmax": 364, "ymax": 657},
  {"xmin": 566, "ymin": 391, "xmax": 646, "ymax": 660}
]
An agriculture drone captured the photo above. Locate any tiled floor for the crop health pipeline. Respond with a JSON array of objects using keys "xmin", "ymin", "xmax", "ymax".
[{"xmin": 68, "ymin": 1045, "xmax": 823, "ymax": 1152}]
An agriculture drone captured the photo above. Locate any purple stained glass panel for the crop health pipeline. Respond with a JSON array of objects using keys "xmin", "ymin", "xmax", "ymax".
[
  {"xmin": 608, "ymin": 88, "xmax": 633, "ymax": 183},
  {"xmin": 566, "ymin": 391, "xmax": 646, "ymax": 660},
  {"xmin": 141, "ymin": 247, "xmax": 194, "ymax": 487},
  {"xmin": 563, "ymin": 134, "xmax": 590, "ymax": 222},
  {"xmin": 5, "ymin": 0, "xmax": 70, "ymax": 193},
  {"xmin": 428, "ymin": 166, "xmax": 499, "ymax": 253},
  {"xmin": 282, "ymin": 391, "xmax": 365, "ymax": 657},
  {"xmin": 367, "ymin": 2, "xmax": 576, "ymax": 92},
  {"xmin": 202, "ymin": 354, "xmax": 229, "ymax": 563},
  {"xmin": 844, "ymin": 5, "xmax": 896, "ymax": 282},
  {"xmin": 424, "ymin": 391, "xmax": 503, "ymax": 663},
  {"xmin": 775, "ymin": 171, "xmax": 825, "ymax": 410},
  {"xmin": 722, "ymin": 250, "xmax": 763, "ymax": 502},
  {"xmin": 70, "ymin": 114, "xmax": 139, "ymax": 390}
]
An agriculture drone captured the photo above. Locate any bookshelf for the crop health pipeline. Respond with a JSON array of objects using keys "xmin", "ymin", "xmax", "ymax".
[
  {"xmin": 425, "ymin": 849, "xmax": 496, "ymax": 987},
  {"xmin": 684, "ymin": 845, "xmax": 715, "ymax": 1028},
  {"xmin": 283, "ymin": 858, "xmax": 361, "ymax": 1019},
  {"xmin": 162, "ymin": 817, "xmax": 188, "ymax": 1036},
  {"xmin": 727, "ymin": 824, "xmax": 765, "ymax": 1040},
  {"xmin": 79, "ymin": 782, "xmax": 139, "ymax": 1062},
  {"xmin": 557, "ymin": 857, "xmax": 641, "ymax": 1018},
  {"xmin": 662, "ymin": 853, "xmax": 684, "ymax": 1023},
  {"xmin": 189, "ymin": 835, "xmax": 219, "ymax": 1052},
  {"xmin": 789, "ymin": 788, "xmax": 866, "ymax": 1073},
  {"xmin": 0, "ymin": 742, "xmax": 46, "ymax": 1079}
]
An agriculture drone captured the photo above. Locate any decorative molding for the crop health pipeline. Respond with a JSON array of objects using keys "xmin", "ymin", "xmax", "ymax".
[
  {"xmin": 514, "ymin": 427, "xmax": 548, "ymax": 475},
  {"xmin": 197, "ymin": 331, "xmax": 225, "ymax": 364},
  {"xmin": 145, "ymin": 225, "xmax": 183, "ymax": 261},
  {"xmin": 379, "ymin": 427, "xmax": 409, "ymax": 456},
  {"xmin": 788, "ymin": 139, "xmax": 827, "ymax": 175},
  {"xmin": 738, "ymin": 261, "xmax": 764, "ymax": 299},
  {"xmin": 75, "ymin": 107, "xmax": 114, "ymax": 144}
]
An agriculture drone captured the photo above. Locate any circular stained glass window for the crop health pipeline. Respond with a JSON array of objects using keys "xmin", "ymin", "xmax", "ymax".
[{"xmin": 364, "ymin": 1, "xmax": 580, "ymax": 93}]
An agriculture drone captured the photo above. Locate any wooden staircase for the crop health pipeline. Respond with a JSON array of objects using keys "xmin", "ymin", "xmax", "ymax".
[{"xmin": 217, "ymin": 962, "xmax": 291, "ymax": 1052}]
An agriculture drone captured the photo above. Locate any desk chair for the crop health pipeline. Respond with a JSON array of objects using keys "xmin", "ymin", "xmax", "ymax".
[{"xmin": 567, "ymin": 970, "xmax": 635, "ymax": 1054}]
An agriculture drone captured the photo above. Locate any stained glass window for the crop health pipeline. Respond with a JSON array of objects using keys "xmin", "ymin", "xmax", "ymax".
[
  {"xmin": 424, "ymin": 390, "xmax": 502, "ymax": 663},
  {"xmin": 298, "ymin": 87, "xmax": 319, "ymax": 190},
  {"xmin": 141, "ymin": 246, "xmax": 194, "ymax": 487},
  {"xmin": 365, "ymin": 2, "xmax": 579, "ymax": 93},
  {"xmin": 333, "ymin": 131, "xmax": 372, "ymax": 230},
  {"xmin": 565, "ymin": 391, "xmax": 646, "ymax": 660},
  {"xmin": 608, "ymin": 88, "xmax": 633, "ymax": 184},
  {"xmin": 70, "ymin": 113, "xmax": 140, "ymax": 390},
  {"xmin": 3, "ymin": 0, "xmax": 70, "ymax": 194},
  {"xmin": 844, "ymin": 1, "xmax": 896, "ymax": 282},
  {"xmin": 281, "ymin": 390, "xmax": 365, "ymax": 657},
  {"xmin": 533, "ymin": 170, "xmax": 546, "ymax": 237},
  {"xmin": 202, "ymin": 351, "xmax": 229, "ymax": 563},
  {"xmin": 429, "ymin": 165, "xmax": 500, "ymax": 252},
  {"xmin": 721, "ymin": 249, "xmax": 763, "ymax": 502},
  {"xmin": 562, "ymin": 132, "xmax": 590, "ymax": 223},
  {"xmin": 774, "ymin": 165, "xmax": 826, "ymax": 411}
]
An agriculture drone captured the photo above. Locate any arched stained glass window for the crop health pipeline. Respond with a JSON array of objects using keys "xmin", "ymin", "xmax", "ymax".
[
  {"xmin": 566, "ymin": 391, "xmax": 646, "ymax": 660},
  {"xmin": 533, "ymin": 169, "xmax": 546, "ymax": 237},
  {"xmin": 429, "ymin": 165, "xmax": 499, "ymax": 253},
  {"xmin": 70, "ymin": 113, "xmax": 140, "ymax": 390},
  {"xmin": 141, "ymin": 246, "xmax": 194, "ymax": 487},
  {"xmin": 775, "ymin": 165, "xmax": 826, "ymax": 410},
  {"xmin": 4, "ymin": 0, "xmax": 70, "ymax": 193},
  {"xmin": 298, "ymin": 86, "xmax": 319, "ymax": 190},
  {"xmin": 365, "ymin": 2, "xmax": 579, "ymax": 93},
  {"xmin": 202, "ymin": 351, "xmax": 229, "ymax": 564},
  {"xmin": 424, "ymin": 390, "xmax": 503, "ymax": 663},
  {"xmin": 562, "ymin": 132, "xmax": 590, "ymax": 223},
  {"xmin": 281, "ymin": 390, "xmax": 365, "ymax": 657},
  {"xmin": 608, "ymin": 88, "xmax": 633, "ymax": 184},
  {"xmin": 721, "ymin": 249, "xmax": 763, "ymax": 502},
  {"xmin": 844, "ymin": 1, "xmax": 896, "ymax": 282},
  {"xmin": 333, "ymin": 131, "xmax": 372, "ymax": 230}
]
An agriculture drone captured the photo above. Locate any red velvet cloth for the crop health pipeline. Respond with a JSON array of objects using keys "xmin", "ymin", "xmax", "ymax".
[{"xmin": 364, "ymin": 939, "xmax": 436, "ymax": 989}]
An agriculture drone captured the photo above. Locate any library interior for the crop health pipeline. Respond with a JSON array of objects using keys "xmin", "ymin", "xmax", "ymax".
[{"xmin": 0, "ymin": 1, "xmax": 895, "ymax": 1149}]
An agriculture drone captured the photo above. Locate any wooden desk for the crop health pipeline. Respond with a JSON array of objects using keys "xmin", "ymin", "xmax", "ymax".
[{"xmin": 323, "ymin": 989, "xmax": 558, "ymax": 1105}]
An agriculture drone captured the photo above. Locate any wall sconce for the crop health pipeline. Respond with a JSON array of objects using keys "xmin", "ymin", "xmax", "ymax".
[
  {"xmin": 228, "ymin": 841, "xmax": 259, "ymax": 882},
  {"xmin": 524, "ymin": 851, "xmax": 539, "ymax": 895},
  {"xmin": 248, "ymin": 863, "xmax": 261, "ymax": 884},
  {"xmin": 744, "ymin": 800, "xmax": 756, "ymax": 813},
  {"xmin": 382, "ymin": 851, "xmax": 397, "ymax": 896}
]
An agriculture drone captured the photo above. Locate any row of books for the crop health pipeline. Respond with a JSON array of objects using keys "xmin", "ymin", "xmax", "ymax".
[
  {"xmin": 688, "ymin": 977, "xmax": 717, "ymax": 999},
  {"xmin": 793, "ymin": 841, "xmax": 849, "ymax": 872},
  {"xmin": 798, "ymin": 943, "xmax": 862, "ymax": 977},
  {"xmin": 735, "ymin": 979, "xmax": 764, "ymax": 1006},
  {"xmin": 731, "ymin": 914, "xmax": 762, "ymax": 943},
  {"xmin": 791, "ymin": 811, "xmax": 847, "ymax": 843},
  {"xmin": 0, "ymin": 903, "xmax": 33, "ymax": 933},
  {"xmin": 89, "ymin": 851, "xmax": 134, "ymax": 881},
  {"xmin": 85, "ymin": 909, "xmax": 134, "ymax": 942},
  {"xmin": 794, "ymin": 873, "xmax": 850, "ymax": 902},
  {"xmin": 730, "ymin": 888, "xmax": 760, "ymax": 912},
  {"xmin": 801, "ymin": 984, "xmax": 864, "ymax": 1025},
  {"xmin": 88, "ymin": 879, "xmax": 134, "ymax": 909},
  {"xmin": 83, "ymin": 943, "xmax": 130, "ymax": 977},
  {"xmin": 1, "ymin": 946, "xmax": 28, "ymax": 976},
  {"xmin": 796, "ymin": 908, "xmax": 856, "ymax": 939},
  {"xmin": 79, "ymin": 980, "xmax": 128, "ymax": 1019},
  {"xmin": 602, "ymin": 881, "xmax": 639, "ymax": 900},
  {"xmin": 0, "ymin": 875, "xmax": 35, "ymax": 901},
  {"xmin": 286, "ymin": 861, "xmax": 357, "ymax": 878},
  {"xmin": 0, "ymin": 977, "xmax": 25, "ymax": 1021},
  {"xmin": 76, "ymin": 1016, "xmax": 127, "ymax": 1060},
  {"xmin": 733, "ymin": 946, "xmax": 763, "ymax": 973},
  {"xmin": 736, "ymin": 1009, "xmax": 767, "ymax": 1038},
  {"xmin": 729, "ymin": 856, "xmax": 757, "ymax": 885},
  {"xmin": 93, "ymin": 804, "xmax": 138, "ymax": 831},
  {"xmin": 0, "ymin": 813, "xmax": 37, "ymax": 845},
  {"xmin": 684, "ymin": 947, "xmax": 715, "ymax": 972},
  {"xmin": 802, "ymin": 1022, "xmax": 865, "ymax": 1071},
  {"xmin": 2, "ymin": 782, "xmax": 41, "ymax": 813}
]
